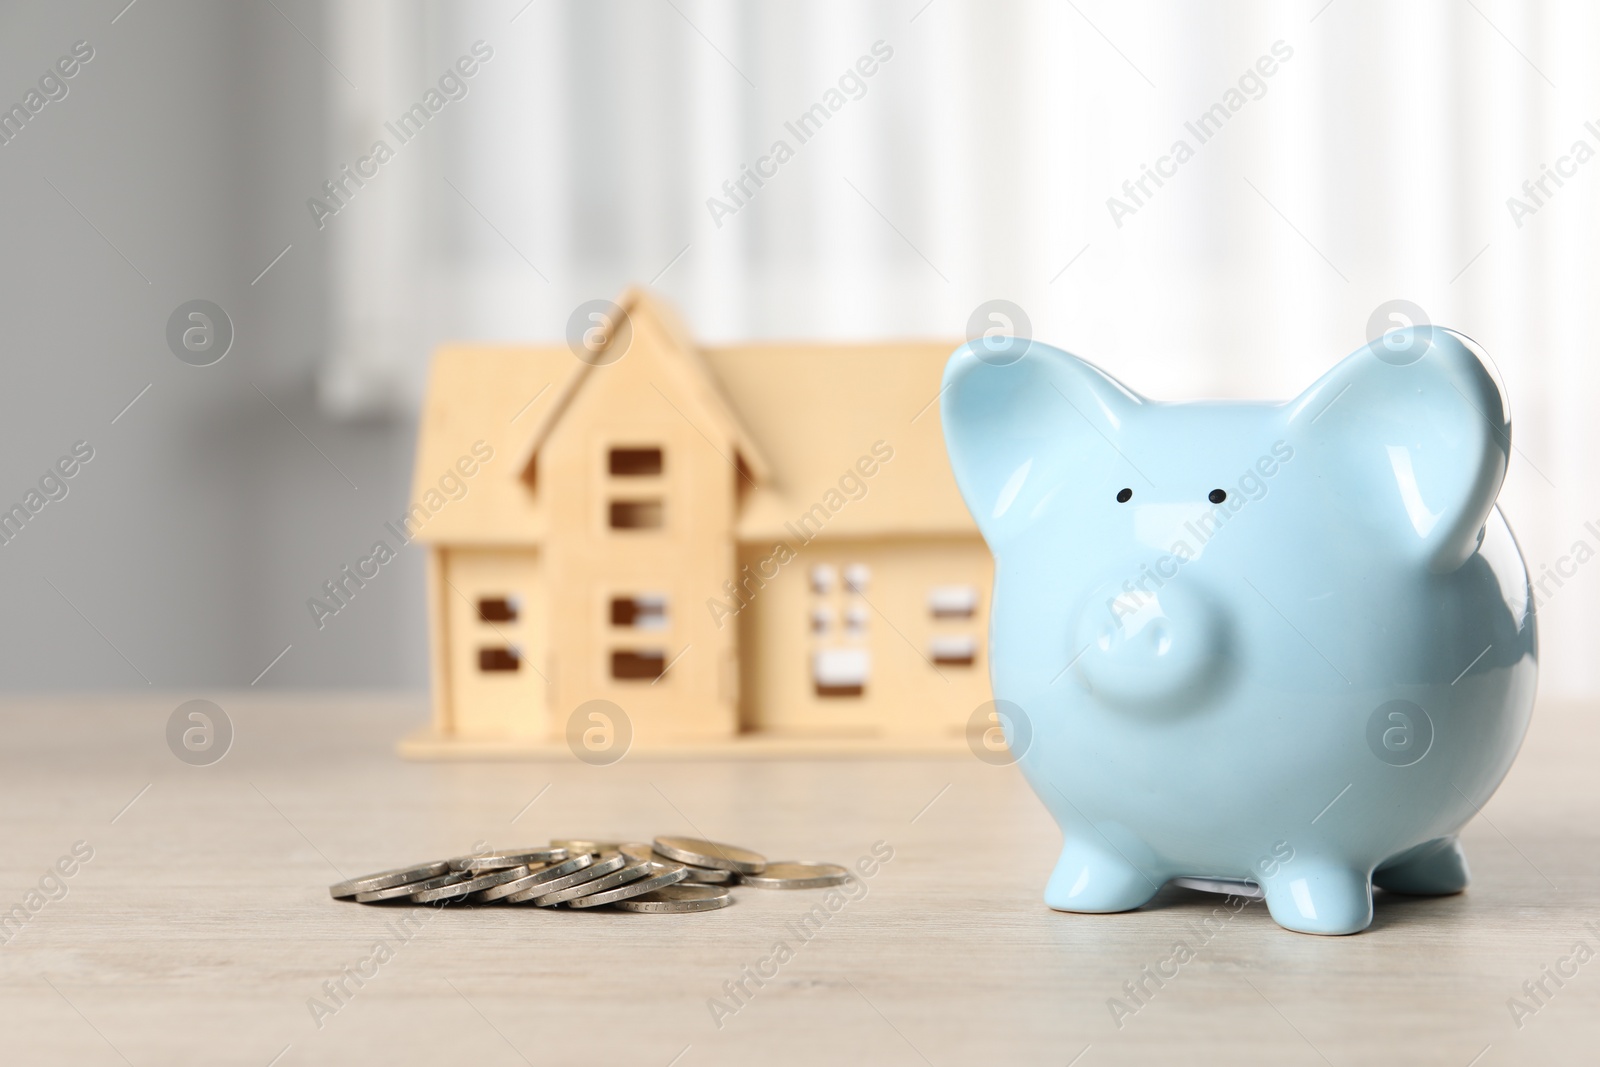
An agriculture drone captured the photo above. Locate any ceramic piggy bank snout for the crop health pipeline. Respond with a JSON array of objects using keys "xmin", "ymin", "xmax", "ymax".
[
  {"xmin": 941, "ymin": 328, "xmax": 1536, "ymax": 935},
  {"xmin": 1072, "ymin": 571, "xmax": 1224, "ymax": 710}
]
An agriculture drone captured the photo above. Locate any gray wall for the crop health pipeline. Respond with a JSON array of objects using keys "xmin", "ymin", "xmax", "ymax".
[{"xmin": 0, "ymin": 0, "xmax": 425, "ymax": 690}]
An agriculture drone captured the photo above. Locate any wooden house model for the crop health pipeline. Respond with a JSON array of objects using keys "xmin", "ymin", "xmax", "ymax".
[{"xmin": 400, "ymin": 289, "xmax": 993, "ymax": 758}]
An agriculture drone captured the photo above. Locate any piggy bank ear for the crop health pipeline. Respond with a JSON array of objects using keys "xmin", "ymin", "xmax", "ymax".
[
  {"xmin": 1285, "ymin": 327, "xmax": 1510, "ymax": 573},
  {"xmin": 941, "ymin": 339, "xmax": 1142, "ymax": 547}
]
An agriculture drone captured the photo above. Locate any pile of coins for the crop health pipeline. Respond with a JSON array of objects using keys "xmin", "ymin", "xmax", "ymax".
[{"xmin": 328, "ymin": 836, "xmax": 849, "ymax": 914}]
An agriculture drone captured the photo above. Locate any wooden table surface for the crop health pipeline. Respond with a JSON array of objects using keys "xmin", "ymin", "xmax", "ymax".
[{"xmin": 1, "ymin": 693, "xmax": 1595, "ymax": 1066}]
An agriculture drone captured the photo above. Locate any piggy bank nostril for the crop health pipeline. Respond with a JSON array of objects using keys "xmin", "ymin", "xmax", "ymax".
[{"xmin": 1146, "ymin": 619, "xmax": 1171, "ymax": 655}]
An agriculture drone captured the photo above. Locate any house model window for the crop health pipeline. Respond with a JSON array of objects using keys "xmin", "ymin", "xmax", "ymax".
[
  {"xmin": 612, "ymin": 649, "xmax": 666, "ymax": 680},
  {"xmin": 929, "ymin": 634, "xmax": 978, "ymax": 667},
  {"xmin": 844, "ymin": 604, "xmax": 869, "ymax": 635},
  {"xmin": 609, "ymin": 447, "xmax": 663, "ymax": 476},
  {"xmin": 928, "ymin": 585, "xmax": 979, "ymax": 618},
  {"xmin": 609, "ymin": 499, "xmax": 663, "ymax": 529},
  {"xmin": 612, "ymin": 594, "xmax": 668, "ymax": 629},
  {"xmin": 813, "ymin": 647, "xmax": 869, "ymax": 697},
  {"xmin": 843, "ymin": 563, "xmax": 870, "ymax": 593},
  {"xmin": 811, "ymin": 560, "xmax": 874, "ymax": 693},
  {"xmin": 479, "ymin": 647, "xmax": 521, "ymax": 672},
  {"xmin": 928, "ymin": 587, "xmax": 979, "ymax": 666},
  {"xmin": 477, "ymin": 596, "xmax": 520, "ymax": 623},
  {"xmin": 810, "ymin": 564, "xmax": 835, "ymax": 594},
  {"xmin": 606, "ymin": 445, "xmax": 665, "ymax": 529}
]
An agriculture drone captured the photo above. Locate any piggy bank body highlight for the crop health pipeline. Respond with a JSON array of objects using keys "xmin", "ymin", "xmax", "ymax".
[{"xmin": 942, "ymin": 328, "xmax": 1535, "ymax": 935}]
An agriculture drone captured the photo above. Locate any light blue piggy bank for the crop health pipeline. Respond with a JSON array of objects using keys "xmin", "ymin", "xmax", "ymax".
[{"xmin": 941, "ymin": 327, "xmax": 1536, "ymax": 935}]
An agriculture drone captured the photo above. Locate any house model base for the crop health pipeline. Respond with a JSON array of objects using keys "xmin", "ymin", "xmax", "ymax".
[
  {"xmin": 396, "ymin": 730, "xmax": 973, "ymax": 761},
  {"xmin": 401, "ymin": 289, "xmax": 994, "ymax": 760}
]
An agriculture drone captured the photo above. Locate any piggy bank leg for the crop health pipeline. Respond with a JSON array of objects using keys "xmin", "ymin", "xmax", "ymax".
[
  {"xmin": 1260, "ymin": 861, "xmax": 1373, "ymax": 935},
  {"xmin": 1372, "ymin": 836, "xmax": 1470, "ymax": 896},
  {"xmin": 1044, "ymin": 836, "xmax": 1162, "ymax": 913}
]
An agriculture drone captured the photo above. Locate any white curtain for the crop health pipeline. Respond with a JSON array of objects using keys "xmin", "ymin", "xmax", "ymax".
[{"xmin": 322, "ymin": 0, "xmax": 1600, "ymax": 698}]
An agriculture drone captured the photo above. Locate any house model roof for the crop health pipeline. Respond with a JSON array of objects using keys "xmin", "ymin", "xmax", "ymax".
[{"xmin": 410, "ymin": 289, "xmax": 978, "ymax": 545}]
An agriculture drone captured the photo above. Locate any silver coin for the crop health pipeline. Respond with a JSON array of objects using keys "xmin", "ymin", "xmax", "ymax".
[
  {"xmin": 567, "ymin": 863, "xmax": 691, "ymax": 909},
  {"xmin": 740, "ymin": 861, "xmax": 850, "ymax": 890},
  {"xmin": 472, "ymin": 854, "xmax": 595, "ymax": 902},
  {"xmin": 330, "ymin": 860, "xmax": 450, "ymax": 899},
  {"xmin": 550, "ymin": 839, "xmax": 611, "ymax": 856},
  {"xmin": 355, "ymin": 870, "xmax": 470, "ymax": 903},
  {"xmin": 679, "ymin": 866, "xmax": 736, "ymax": 885},
  {"xmin": 613, "ymin": 884, "xmax": 733, "ymax": 913},
  {"xmin": 504, "ymin": 850, "xmax": 629, "ymax": 903},
  {"xmin": 618, "ymin": 842, "xmax": 655, "ymax": 865},
  {"xmin": 530, "ymin": 860, "xmax": 653, "ymax": 906},
  {"xmin": 412, "ymin": 865, "xmax": 532, "ymax": 902},
  {"xmin": 653, "ymin": 836, "xmax": 766, "ymax": 875},
  {"xmin": 452, "ymin": 847, "xmax": 567, "ymax": 872}
]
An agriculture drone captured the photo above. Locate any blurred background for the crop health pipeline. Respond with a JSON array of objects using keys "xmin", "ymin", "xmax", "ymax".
[{"xmin": 0, "ymin": 0, "xmax": 1594, "ymax": 698}]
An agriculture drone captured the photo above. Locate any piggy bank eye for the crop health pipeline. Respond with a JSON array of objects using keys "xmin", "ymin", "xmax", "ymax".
[
  {"xmin": 1209, "ymin": 488, "xmax": 1227, "ymax": 504},
  {"xmin": 1116, "ymin": 488, "xmax": 1132, "ymax": 503}
]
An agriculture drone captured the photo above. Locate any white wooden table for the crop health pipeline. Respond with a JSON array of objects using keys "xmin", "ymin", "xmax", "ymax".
[{"xmin": 0, "ymin": 694, "xmax": 1593, "ymax": 1065}]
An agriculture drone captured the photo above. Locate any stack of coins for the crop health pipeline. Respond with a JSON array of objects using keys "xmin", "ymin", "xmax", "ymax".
[{"xmin": 328, "ymin": 836, "xmax": 851, "ymax": 914}]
